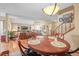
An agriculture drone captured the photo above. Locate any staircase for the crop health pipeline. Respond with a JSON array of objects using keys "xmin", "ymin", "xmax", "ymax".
[{"xmin": 52, "ymin": 22, "xmax": 75, "ymax": 38}]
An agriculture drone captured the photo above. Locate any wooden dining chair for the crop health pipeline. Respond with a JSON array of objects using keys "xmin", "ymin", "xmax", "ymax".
[
  {"xmin": 53, "ymin": 33, "xmax": 64, "ymax": 40},
  {"xmin": 19, "ymin": 33, "xmax": 28, "ymax": 40},
  {"xmin": 0, "ymin": 50, "xmax": 9, "ymax": 56},
  {"xmin": 18, "ymin": 41, "xmax": 41, "ymax": 56},
  {"xmin": 31, "ymin": 32, "xmax": 38, "ymax": 39},
  {"xmin": 66, "ymin": 48, "xmax": 79, "ymax": 56},
  {"xmin": 18, "ymin": 40, "xmax": 28, "ymax": 56}
]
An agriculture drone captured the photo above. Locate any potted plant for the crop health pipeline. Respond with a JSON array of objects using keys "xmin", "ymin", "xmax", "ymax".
[{"xmin": 7, "ymin": 31, "xmax": 14, "ymax": 40}]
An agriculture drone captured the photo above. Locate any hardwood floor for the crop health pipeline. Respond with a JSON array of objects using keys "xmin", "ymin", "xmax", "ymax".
[
  {"xmin": 0, "ymin": 39, "xmax": 28, "ymax": 56},
  {"xmin": 0, "ymin": 39, "xmax": 79, "ymax": 56}
]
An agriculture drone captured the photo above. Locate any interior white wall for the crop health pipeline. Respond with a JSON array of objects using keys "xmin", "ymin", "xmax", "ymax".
[
  {"xmin": 0, "ymin": 21, "xmax": 3, "ymax": 35},
  {"xmin": 64, "ymin": 4, "xmax": 79, "ymax": 51},
  {"xmin": 10, "ymin": 16, "xmax": 34, "ymax": 25}
]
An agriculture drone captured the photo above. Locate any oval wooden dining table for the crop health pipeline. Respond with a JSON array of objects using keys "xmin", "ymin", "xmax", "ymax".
[{"xmin": 28, "ymin": 37, "xmax": 70, "ymax": 56}]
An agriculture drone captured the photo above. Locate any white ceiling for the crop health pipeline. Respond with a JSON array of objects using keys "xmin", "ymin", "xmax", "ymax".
[{"xmin": 0, "ymin": 3, "xmax": 73, "ymax": 21}]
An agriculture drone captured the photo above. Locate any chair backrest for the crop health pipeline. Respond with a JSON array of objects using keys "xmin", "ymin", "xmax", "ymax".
[
  {"xmin": 54, "ymin": 33, "xmax": 64, "ymax": 40},
  {"xmin": 0, "ymin": 50, "xmax": 9, "ymax": 56},
  {"xmin": 18, "ymin": 41, "xmax": 28, "ymax": 56},
  {"xmin": 18, "ymin": 41, "xmax": 41, "ymax": 56},
  {"xmin": 19, "ymin": 33, "xmax": 28, "ymax": 40},
  {"xmin": 31, "ymin": 32, "xmax": 38, "ymax": 39}
]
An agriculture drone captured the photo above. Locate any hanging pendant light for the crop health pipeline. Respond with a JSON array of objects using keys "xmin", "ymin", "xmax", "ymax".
[{"xmin": 43, "ymin": 3, "xmax": 59, "ymax": 16}]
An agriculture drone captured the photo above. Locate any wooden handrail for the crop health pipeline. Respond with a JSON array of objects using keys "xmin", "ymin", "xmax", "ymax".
[
  {"xmin": 63, "ymin": 27, "xmax": 75, "ymax": 35},
  {"xmin": 54, "ymin": 23, "xmax": 63, "ymax": 31},
  {"xmin": 53, "ymin": 22, "xmax": 75, "ymax": 36}
]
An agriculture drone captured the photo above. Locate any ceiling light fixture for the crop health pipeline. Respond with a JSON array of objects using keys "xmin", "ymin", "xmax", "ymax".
[{"xmin": 43, "ymin": 3, "xmax": 59, "ymax": 16}]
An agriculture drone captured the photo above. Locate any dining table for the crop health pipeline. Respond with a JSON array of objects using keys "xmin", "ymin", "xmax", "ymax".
[{"xmin": 28, "ymin": 36, "xmax": 70, "ymax": 56}]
